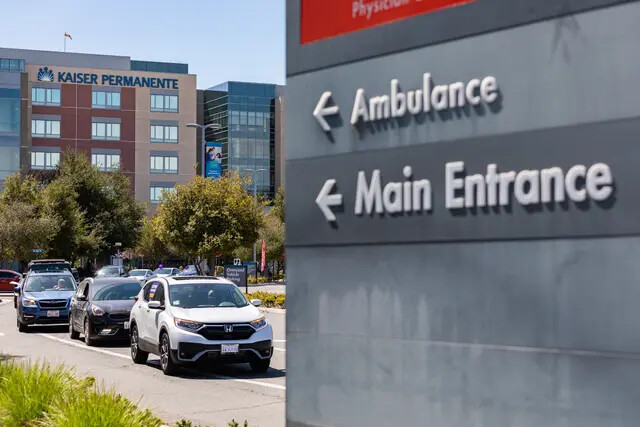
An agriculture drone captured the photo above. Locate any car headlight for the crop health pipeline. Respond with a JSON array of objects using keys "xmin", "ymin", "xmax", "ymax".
[
  {"xmin": 250, "ymin": 316, "xmax": 267, "ymax": 331},
  {"xmin": 22, "ymin": 299, "xmax": 37, "ymax": 307},
  {"xmin": 91, "ymin": 304, "xmax": 105, "ymax": 316},
  {"xmin": 174, "ymin": 318, "xmax": 203, "ymax": 331}
]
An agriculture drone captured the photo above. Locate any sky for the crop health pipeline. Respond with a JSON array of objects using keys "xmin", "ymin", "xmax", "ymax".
[{"xmin": 0, "ymin": 0, "xmax": 286, "ymax": 88}]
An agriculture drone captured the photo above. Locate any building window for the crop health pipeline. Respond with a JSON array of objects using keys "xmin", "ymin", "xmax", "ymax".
[
  {"xmin": 32, "ymin": 88, "xmax": 61, "ymax": 106},
  {"xmin": 91, "ymin": 121, "xmax": 120, "ymax": 140},
  {"xmin": 31, "ymin": 119, "xmax": 60, "ymax": 138},
  {"xmin": 0, "ymin": 58, "xmax": 24, "ymax": 72},
  {"xmin": 91, "ymin": 153, "xmax": 120, "ymax": 172},
  {"xmin": 92, "ymin": 91, "xmax": 120, "ymax": 109},
  {"xmin": 31, "ymin": 151, "xmax": 60, "ymax": 170},
  {"xmin": 150, "ymin": 155, "xmax": 178, "ymax": 174},
  {"xmin": 150, "ymin": 125, "xmax": 178, "ymax": 143},
  {"xmin": 150, "ymin": 94, "xmax": 178, "ymax": 112},
  {"xmin": 150, "ymin": 186, "xmax": 175, "ymax": 203}
]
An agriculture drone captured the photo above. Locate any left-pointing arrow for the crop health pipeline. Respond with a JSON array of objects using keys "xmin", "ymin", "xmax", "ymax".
[
  {"xmin": 313, "ymin": 91, "xmax": 339, "ymax": 132},
  {"xmin": 315, "ymin": 179, "xmax": 343, "ymax": 222}
]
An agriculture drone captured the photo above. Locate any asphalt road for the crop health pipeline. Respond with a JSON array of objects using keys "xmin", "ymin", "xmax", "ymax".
[{"xmin": 0, "ymin": 295, "xmax": 286, "ymax": 426}]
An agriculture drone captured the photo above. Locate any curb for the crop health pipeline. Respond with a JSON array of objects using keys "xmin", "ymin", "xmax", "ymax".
[{"xmin": 260, "ymin": 307, "xmax": 286, "ymax": 314}]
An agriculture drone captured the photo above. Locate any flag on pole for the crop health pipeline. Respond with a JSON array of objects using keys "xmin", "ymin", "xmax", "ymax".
[
  {"xmin": 261, "ymin": 240, "xmax": 266, "ymax": 272},
  {"xmin": 64, "ymin": 33, "xmax": 72, "ymax": 40}
]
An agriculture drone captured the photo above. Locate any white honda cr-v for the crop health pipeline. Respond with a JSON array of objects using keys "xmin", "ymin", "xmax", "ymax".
[{"xmin": 129, "ymin": 276, "xmax": 273, "ymax": 375}]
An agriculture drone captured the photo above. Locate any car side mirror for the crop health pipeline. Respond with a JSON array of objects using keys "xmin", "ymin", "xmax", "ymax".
[
  {"xmin": 148, "ymin": 301, "xmax": 163, "ymax": 310},
  {"xmin": 250, "ymin": 299, "xmax": 262, "ymax": 307},
  {"xmin": 77, "ymin": 295, "xmax": 87, "ymax": 301},
  {"xmin": 13, "ymin": 285, "xmax": 21, "ymax": 294}
]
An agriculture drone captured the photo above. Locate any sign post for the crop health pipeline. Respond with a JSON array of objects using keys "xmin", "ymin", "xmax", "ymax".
[{"xmin": 224, "ymin": 265, "xmax": 248, "ymax": 294}]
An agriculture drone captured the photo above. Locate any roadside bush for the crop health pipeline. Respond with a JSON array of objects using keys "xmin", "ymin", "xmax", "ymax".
[
  {"xmin": 245, "ymin": 291, "xmax": 285, "ymax": 308},
  {"xmin": 0, "ymin": 361, "xmax": 82, "ymax": 426},
  {"xmin": 0, "ymin": 360, "xmax": 164, "ymax": 426}
]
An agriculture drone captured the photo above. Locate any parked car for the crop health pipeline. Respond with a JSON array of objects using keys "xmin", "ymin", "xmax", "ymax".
[
  {"xmin": 95, "ymin": 265, "xmax": 126, "ymax": 277},
  {"xmin": 129, "ymin": 276, "xmax": 272, "ymax": 376},
  {"xmin": 153, "ymin": 267, "xmax": 180, "ymax": 278},
  {"xmin": 69, "ymin": 278, "xmax": 141, "ymax": 346},
  {"xmin": 15, "ymin": 271, "xmax": 77, "ymax": 332},
  {"xmin": 127, "ymin": 269, "xmax": 156, "ymax": 284},
  {"xmin": 0, "ymin": 270, "xmax": 21, "ymax": 292},
  {"xmin": 179, "ymin": 265, "xmax": 201, "ymax": 276}
]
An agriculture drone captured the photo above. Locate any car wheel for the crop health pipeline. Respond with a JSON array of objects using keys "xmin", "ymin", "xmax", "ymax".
[
  {"xmin": 130, "ymin": 324, "xmax": 148, "ymax": 364},
  {"xmin": 68, "ymin": 314, "xmax": 79, "ymax": 339},
  {"xmin": 17, "ymin": 318, "xmax": 28, "ymax": 333},
  {"xmin": 84, "ymin": 318, "xmax": 95, "ymax": 347},
  {"xmin": 160, "ymin": 332, "xmax": 179, "ymax": 376},
  {"xmin": 250, "ymin": 357, "xmax": 271, "ymax": 373}
]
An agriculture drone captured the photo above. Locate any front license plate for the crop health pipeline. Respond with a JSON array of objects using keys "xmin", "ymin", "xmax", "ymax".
[
  {"xmin": 47, "ymin": 310, "xmax": 60, "ymax": 318},
  {"xmin": 221, "ymin": 344, "xmax": 239, "ymax": 354},
  {"xmin": 123, "ymin": 321, "xmax": 130, "ymax": 330}
]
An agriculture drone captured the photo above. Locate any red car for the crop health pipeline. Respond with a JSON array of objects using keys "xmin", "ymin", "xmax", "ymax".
[{"xmin": 0, "ymin": 270, "xmax": 22, "ymax": 292}]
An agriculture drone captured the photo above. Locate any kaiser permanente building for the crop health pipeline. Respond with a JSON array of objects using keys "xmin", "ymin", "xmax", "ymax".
[{"xmin": 0, "ymin": 47, "xmax": 197, "ymax": 205}]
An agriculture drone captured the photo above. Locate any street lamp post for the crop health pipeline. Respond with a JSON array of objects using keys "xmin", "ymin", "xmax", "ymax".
[
  {"xmin": 245, "ymin": 168, "xmax": 267, "ymax": 264},
  {"xmin": 185, "ymin": 123, "xmax": 221, "ymax": 177}
]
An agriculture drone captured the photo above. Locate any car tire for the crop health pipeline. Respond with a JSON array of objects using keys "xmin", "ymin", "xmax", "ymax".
[
  {"xmin": 68, "ymin": 314, "xmax": 79, "ymax": 339},
  {"xmin": 160, "ymin": 332, "xmax": 179, "ymax": 376},
  {"xmin": 130, "ymin": 324, "xmax": 148, "ymax": 364},
  {"xmin": 84, "ymin": 318, "xmax": 95, "ymax": 347},
  {"xmin": 250, "ymin": 357, "xmax": 271, "ymax": 373},
  {"xmin": 17, "ymin": 318, "xmax": 28, "ymax": 333}
]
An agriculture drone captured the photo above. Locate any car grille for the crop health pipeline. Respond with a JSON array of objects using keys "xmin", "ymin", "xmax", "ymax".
[
  {"xmin": 39, "ymin": 299, "xmax": 67, "ymax": 309},
  {"xmin": 198, "ymin": 324, "xmax": 255, "ymax": 341},
  {"xmin": 108, "ymin": 313, "xmax": 129, "ymax": 322}
]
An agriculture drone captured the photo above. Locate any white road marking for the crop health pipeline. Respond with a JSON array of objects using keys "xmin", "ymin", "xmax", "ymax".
[
  {"xmin": 41, "ymin": 334, "xmax": 286, "ymax": 390},
  {"xmin": 41, "ymin": 334, "xmax": 130, "ymax": 360}
]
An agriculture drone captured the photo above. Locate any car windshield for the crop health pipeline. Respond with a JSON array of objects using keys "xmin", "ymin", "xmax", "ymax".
[
  {"xmin": 23, "ymin": 275, "xmax": 76, "ymax": 292},
  {"xmin": 97, "ymin": 267, "xmax": 120, "ymax": 276},
  {"xmin": 169, "ymin": 283, "xmax": 248, "ymax": 308},
  {"xmin": 92, "ymin": 282, "xmax": 141, "ymax": 301},
  {"xmin": 154, "ymin": 268, "xmax": 173, "ymax": 275},
  {"xmin": 128, "ymin": 270, "xmax": 148, "ymax": 277}
]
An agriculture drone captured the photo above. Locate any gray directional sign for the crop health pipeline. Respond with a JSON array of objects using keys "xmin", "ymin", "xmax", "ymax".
[{"xmin": 286, "ymin": 1, "xmax": 640, "ymax": 426}]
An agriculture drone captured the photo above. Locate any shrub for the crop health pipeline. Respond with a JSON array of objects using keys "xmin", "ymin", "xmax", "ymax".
[
  {"xmin": 43, "ymin": 389, "xmax": 163, "ymax": 427},
  {"xmin": 0, "ymin": 361, "xmax": 82, "ymax": 426},
  {"xmin": 245, "ymin": 291, "xmax": 285, "ymax": 308}
]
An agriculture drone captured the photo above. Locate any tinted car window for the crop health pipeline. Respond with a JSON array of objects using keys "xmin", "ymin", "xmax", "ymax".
[
  {"xmin": 24, "ymin": 275, "xmax": 76, "ymax": 292},
  {"xmin": 92, "ymin": 282, "xmax": 141, "ymax": 301},
  {"xmin": 128, "ymin": 270, "xmax": 148, "ymax": 277},
  {"xmin": 0, "ymin": 272, "xmax": 14, "ymax": 278},
  {"xmin": 97, "ymin": 267, "xmax": 121, "ymax": 276},
  {"xmin": 151, "ymin": 283, "xmax": 165, "ymax": 303},
  {"xmin": 143, "ymin": 282, "xmax": 155, "ymax": 302},
  {"xmin": 169, "ymin": 283, "xmax": 248, "ymax": 308}
]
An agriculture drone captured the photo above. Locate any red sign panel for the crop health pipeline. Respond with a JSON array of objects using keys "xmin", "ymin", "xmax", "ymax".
[{"xmin": 301, "ymin": 0, "xmax": 477, "ymax": 44}]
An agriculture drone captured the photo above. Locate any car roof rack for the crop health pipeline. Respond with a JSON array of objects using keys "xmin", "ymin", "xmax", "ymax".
[
  {"xmin": 169, "ymin": 276, "xmax": 220, "ymax": 281},
  {"xmin": 29, "ymin": 259, "xmax": 68, "ymax": 264}
]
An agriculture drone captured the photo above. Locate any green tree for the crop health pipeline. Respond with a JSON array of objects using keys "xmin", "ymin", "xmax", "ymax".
[
  {"xmin": 0, "ymin": 201, "xmax": 59, "ymax": 268},
  {"xmin": 155, "ymin": 174, "xmax": 264, "ymax": 259},
  {"xmin": 1, "ymin": 173, "xmax": 41, "ymax": 205},
  {"xmin": 56, "ymin": 151, "xmax": 145, "ymax": 252},
  {"xmin": 271, "ymin": 187, "xmax": 285, "ymax": 223},
  {"xmin": 41, "ymin": 180, "xmax": 102, "ymax": 262},
  {"xmin": 134, "ymin": 217, "xmax": 171, "ymax": 267}
]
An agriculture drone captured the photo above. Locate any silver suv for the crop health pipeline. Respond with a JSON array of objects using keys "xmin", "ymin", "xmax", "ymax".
[{"xmin": 128, "ymin": 276, "xmax": 273, "ymax": 375}]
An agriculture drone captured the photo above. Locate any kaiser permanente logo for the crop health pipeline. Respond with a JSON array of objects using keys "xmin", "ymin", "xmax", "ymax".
[
  {"xmin": 37, "ymin": 67, "xmax": 55, "ymax": 82},
  {"xmin": 35, "ymin": 66, "xmax": 180, "ymax": 90}
]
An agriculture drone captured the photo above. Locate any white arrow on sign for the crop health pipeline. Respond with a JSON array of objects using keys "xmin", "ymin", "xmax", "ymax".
[
  {"xmin": 313, "ymin": 91, "xmax": 339, "ymax": 132},
  {"xmin": 315, "ymin": 179, "xmax": 343, "ymax": 222}
]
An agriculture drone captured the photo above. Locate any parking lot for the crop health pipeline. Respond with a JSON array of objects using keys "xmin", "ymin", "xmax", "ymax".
[{"xmin": 0, "ymin": 293, "xmax": 286, "ymax": 426}]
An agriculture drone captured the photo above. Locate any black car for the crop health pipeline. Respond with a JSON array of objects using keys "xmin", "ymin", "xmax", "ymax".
[{"xmin": 68, "ymin": 277, "xmax": 141, "ymax": 346}]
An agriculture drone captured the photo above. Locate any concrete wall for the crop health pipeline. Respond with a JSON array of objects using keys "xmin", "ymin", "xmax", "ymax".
[{"xmin": 285, "ymin": 1, "xmax": 640, "ymax": 426}]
